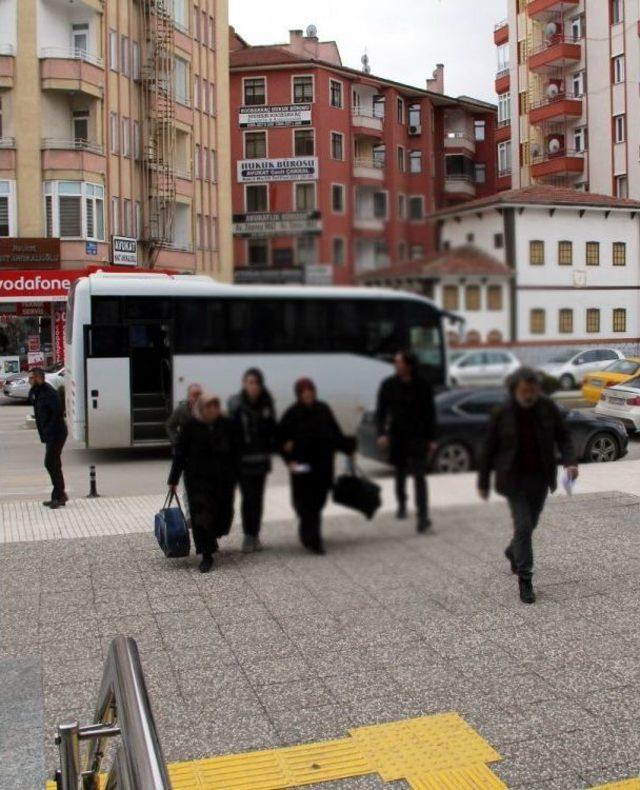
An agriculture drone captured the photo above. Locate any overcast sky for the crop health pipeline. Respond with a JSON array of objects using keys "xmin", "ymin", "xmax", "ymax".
[{"xmin": 229, "ymin": 0, "xmax": 508, "ymax": 103}]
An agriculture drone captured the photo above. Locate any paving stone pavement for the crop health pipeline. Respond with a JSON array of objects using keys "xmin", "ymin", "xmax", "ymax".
[{"xmin": 3, "ymin": 492, "xmax": 640, "ymax": 788}]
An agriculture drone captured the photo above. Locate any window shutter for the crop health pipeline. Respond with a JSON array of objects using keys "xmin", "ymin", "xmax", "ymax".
[
  {"xmin": 0, "ymin": 196, "xmax": 8, "ymax": 235},
  {"xmin": 86, "ymin": 198, "xmax": 95, "ymax": 239},
  {"xmin": 45, "ymin": 196, "xmax": 54, "ymax": 237},
  {"xmin": 59, "ymin": 196, "xmax": 82, "ymax": 237}
]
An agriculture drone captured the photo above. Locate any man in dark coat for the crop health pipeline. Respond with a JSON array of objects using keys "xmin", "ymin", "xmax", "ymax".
[
  {"xmin": 478, "ymin": 367, "xmax": 578, "ymax": 604},
  {"xmin": 376, "ymin": 351, "xmax": 437, "ymax": 533},
  {"xmin": 29, "ymin": 368, "xmax": 68, "ymax": 509},
  {"xmin": 165, "ymin": 382, "xmax": 202, "ymax": 446}
]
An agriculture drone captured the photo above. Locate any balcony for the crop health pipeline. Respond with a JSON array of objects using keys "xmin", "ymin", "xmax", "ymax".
[
  {"xmin": 0, "ymin": 137, "xmax": 16, "ymax": 171},
  {"xmin": 528, "ymin": 37, "xmax": 581, "ymax": 73},
  {"xmin": 353, "ymin": 158, "xmax": 385, "ymax": 182},
  {"xmin": 527, "ymin": 0, "xmax": 579, "ymax": 20},
  {"xmin": 444, "ymin": 175, "xmax": 477, "ymax": 199},
  {"xmin": 444, "ymin": 132, "xmax": 476, "ymax": 155},
  {"xmin": 352, "ymin": 107, "xmax": 384, "ymax": 138},
  {"xmin": 42, "ymin": 139, "xmax": 105, "ymax": 176},
  {"xmin": 353, "ymin": 214, "xmax": 386, "ymax": 232},
  {"xmin": 496, "ymin": 120, "xmax": 512, "ymax": 143},
  {"xmin": 531, "ymin": 148, "xmax": 585, "ymax": 180},
  {"xmin": 0, "ymin": 44, "xmax": 15, "ymax": 89},
  {"xmin": 494, "ymin": 20, "xmax": 509, "ymax": 46},
  {"xmin": 495, "ymin": 67, "xmax": 510, "ymax": 94},
  {"xmin": 529, "ymin": 93, "xmax": 583, "ymax": 125},
  {"xmin": 40, "ymin": 48, "xmax": 104, "ymax": 98}
]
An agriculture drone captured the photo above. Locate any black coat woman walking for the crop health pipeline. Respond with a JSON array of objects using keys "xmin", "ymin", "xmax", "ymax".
[
  {"xmin": 228, "ymin": 368, "xmax": 277, "ymax": 553},
  {"xmin": 168, "ymin": 394, "xmax": 239, "ymax": 573},
  {"xmin": 278, "ymin": 378, "xmax": 355, "ymax": 555}
]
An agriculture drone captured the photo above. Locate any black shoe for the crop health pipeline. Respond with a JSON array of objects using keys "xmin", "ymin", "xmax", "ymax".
[
  {"xmin": 42, "ymin": 500, "xmax": 53, "ymax": 507},
  {"xmin": 505, "ymin": 546, "xmax": 517, "ymax": 574},
  {"xmin": 518, "ymin": 577, "xmax": 536, "ymax": 604},
  {"xmin": 417, "ymin": 517, "xmax": 432, "ymax": 534},
  {"xmin": 199, "ymin": 556, "xmax": 214, "ymax": 573},
  {"xmin": 48, "ymin": 500, "xmax": 66, "ymax": 510},
  {"xmin": 396, "ymin": 505, "xmax": 408, "ymax": 520},
  {"xmin": 303, "ymin": 541, "xmax": 326, "ymax": 556}
]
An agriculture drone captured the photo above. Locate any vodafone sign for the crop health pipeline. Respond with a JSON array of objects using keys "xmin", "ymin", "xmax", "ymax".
[{"xmin": 0, "ymin": 270, "xmax": 86, "ymax": 301}]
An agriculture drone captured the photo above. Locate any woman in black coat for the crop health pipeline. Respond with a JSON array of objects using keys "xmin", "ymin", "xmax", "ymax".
[
  {"xmin": 168, "ymin": 393, "xmax": 239, "ymax": 573},
  {"xmin": 228, "ymin": 368, "xmax": 277, "ymax": 553},
  {"xmin": 278, "ymin": 378, "xmax": 355, "ymax": 555}
]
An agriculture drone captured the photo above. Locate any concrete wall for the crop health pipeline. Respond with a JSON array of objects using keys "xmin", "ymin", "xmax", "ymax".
[{"xmin": 440, "ymin": 210, "xmax": 506, "ymax": 263}]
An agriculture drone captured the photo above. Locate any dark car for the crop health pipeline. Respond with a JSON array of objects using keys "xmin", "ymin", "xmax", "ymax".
[{"xmin": 358, "ymin": 388, "xmax": 628, "ymax": 473}]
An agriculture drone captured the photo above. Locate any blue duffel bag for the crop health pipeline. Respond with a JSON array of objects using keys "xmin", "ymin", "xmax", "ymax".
[{"xmin": 154, "ymin": 491, "xmax": 191, "ymax": 558}]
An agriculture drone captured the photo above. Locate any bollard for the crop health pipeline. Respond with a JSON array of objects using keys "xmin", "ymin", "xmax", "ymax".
[{"xmin": 86, "ymin": 465, "xmax": 100, "ymax": 498}]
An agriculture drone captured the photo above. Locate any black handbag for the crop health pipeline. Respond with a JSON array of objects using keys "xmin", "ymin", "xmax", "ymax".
[{"xmin": 333, "ymin": 461, "xmax": 382, "ymax": 520}]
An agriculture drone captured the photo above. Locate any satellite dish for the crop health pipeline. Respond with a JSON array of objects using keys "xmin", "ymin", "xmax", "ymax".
[
  {"xmin": 548, "ymin": 137, "xmax": 562, "ymax": 154},
  {"xmin": 361, "ymin": 52, "xmax": 371, "ymax": 74},
  {"xmin": 544, "ymin": 21, "xmax": 558, "ymax": 38},
  {"xmin": 546, "ymin": 83, "xmax": 560, "ymax": 99},
  {"xmin": 305, "ymin": 24, "xmax": 318, "ymax": 38}
]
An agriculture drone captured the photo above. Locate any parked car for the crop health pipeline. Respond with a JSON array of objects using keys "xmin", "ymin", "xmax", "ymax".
[
  {"xmin": 582, "ymin": 358, "xmax": 640, "ymax": 405},
  {"xmin": 540, "ymin": 348, "xmax": 624, "ymax": 392},
  {"xmin": 358, "ymin": 388, "xmax": 628, "ymax": 472},
  {"xmin": 2, "ymin": 365, "xmax": 65, "ymax": 400},
  {"xmin": 595, "ymin": 376, "xmax": 640, "ymax": 433},
  {"xmin": 449, "ymin": 350, "xmax": 520, "ymax": 387}
]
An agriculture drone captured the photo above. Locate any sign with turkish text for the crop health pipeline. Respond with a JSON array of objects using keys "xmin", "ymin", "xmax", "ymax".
[
  {"xmin": 305, "ymin": 264, "xmax": 333, "ymax": 286},
  {"xmin": 233, "ymin": 211, "xmax": 322, "ymax": 238},
  {"xmin": 27, "ymin": 352, "xmax": 45, "ymax": 370},
  {"xmin": 239, "ymin": 103, "xmax": 312, "ymax": 128},
  {"xmin": 234, "ymin": 266, "xmax": 305, "ymax": 285},
  {"xmin": 237, "ymin": 157, "xmax": 319, "ymax": 183},
  {"xmin": 54, "ymin": 304, "xmax": 66, "ymax": 363},
  {"xmin": 112, "ymin": 236, "xmax": 138, "ymax": 266},
  {"xmin": 0, "ymin": 238, "xmax": 60, "ymax": 270},
  {"xmin": 0, "ymin": 270, "xmax": 78, "ymax": 301}
]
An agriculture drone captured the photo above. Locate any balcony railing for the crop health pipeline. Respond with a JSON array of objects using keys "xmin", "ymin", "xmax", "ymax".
[
  {"xmin": 497, "ymin": 118, "xmax": 512, "ymax": 128},
  {"xmin": 496, "ymin": 66, "xmax": 510, "ymax": 79},
  {"xmin": 42, "ymin": 138, "xmax": 104, "ymax": 154},
  {"xmin": 532, "ymin": 147, "xmax": 584, "ymax": 164},
  {"xmin": 494, "ymin": 19, "xmax": 509, "ymax": 30},
  {"xmin": 353, "ymin": 157, "xmax": 385, "ymax": 170},
  {"xmin": 175, "ymin": 167, "xmax": 192, "ymax": 180},
  {"xmin": 529, "ymin": 90, "xmax": 582, "ymax": 110},
  {"xmin": 445, "ymin": 131, "xmax": 474, "ymax": 143},
  {"xmin": 0, "ymin": 137, "xmax": 15, "ymax": 149},
  {"xmin": 498, "ymin": 167, "xmax": 513, "ymax": 178},
  {"xmin": 529, "ymin": 35, "xmax": 581, "ymax": 58},
  {"xmin": 39, "ymin": 47, "xmax": 104, "ymax": 67},
  {"xmin": 352, "ymin": 106, "xmax": 385, "ymax": 121},
  {"xmin": 445, "ymin": 174, "xmax": 475, "ymax": 183},
  {"xmin": 0, "ymin": 44, "xmax": 15, "ymax": 56}
]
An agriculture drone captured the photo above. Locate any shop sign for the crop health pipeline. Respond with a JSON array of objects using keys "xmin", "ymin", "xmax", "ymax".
[
  {"xmin": 0, "ymin": 271, "xmax": 78, "ymax": 300},
  {"xmin": 27, "ymin": 334, "xmax": 41, "ymax": 353},
  {"xmin": 234, "ymin": 266, "xmax": 305, "ymax": 285},
  {"xmin": 112, "ymin": 237, "xmax": 138, "ymax": 266},
  {"xmin": 0, "ymin": 357, "xmax": 20, "ymax": 379},
  {"xmin": 237, "ymin": 157, "xmax": 318, "ymax": 183},
  {"xmin": 233, "ymin": 211, "xmax": 322, "ymax": 238},
  {"xmin": 305, "ymin": 264, "xmax": 333, "ymax": 286},
  {"xmin": 239, "ymin": 104, "xmax": 312, "ymax": 129},
  {"xmin": 0, "ymin": 238, "xmax": 60, "ymax": 270},
  {"xmin": 54, "ymin": 304, "xmax": 66, "ymax": 363},
  {"xmin": 27, "ymin": 352, "xmax": 45, "ymax": 369},
  {"xmin": 20, "ymin": 302, "xmax": 49, "ymax": 318}
]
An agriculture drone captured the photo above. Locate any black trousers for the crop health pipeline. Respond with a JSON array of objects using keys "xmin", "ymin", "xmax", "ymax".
[
  {"xmin": 394, "ymin": 461, "xmax": 428, "ymax": 518},
  {"xmin": 44, "ymin": 439, "xmax": 66, "ymax": 502},
  {"xmin": 239, "ymin": 473, "xmax": 267, "ymax": 537},
  {"xmin": 187, "ymin": 488, "xmax": 233, "ymax": 557},
  {"xmin": 506, "ymin": 476, "xmax": 549, "ymax": 580},
  {"xmin": 291, "ymin": 475, "xmax": 329, "ymax": 550}
]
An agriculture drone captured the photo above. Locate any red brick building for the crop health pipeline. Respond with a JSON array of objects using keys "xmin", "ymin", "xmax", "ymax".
[{"xmin": 229, "ymin": 29, "xmax": 498, "ymax": 285}]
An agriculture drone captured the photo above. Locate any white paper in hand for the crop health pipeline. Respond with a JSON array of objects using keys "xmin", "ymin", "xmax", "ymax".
[{"xmin": 562, "ymin": 469, "xmax": 576, "ymax": 496}]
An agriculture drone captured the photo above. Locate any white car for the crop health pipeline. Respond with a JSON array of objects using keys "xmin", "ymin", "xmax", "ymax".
[
  {"xmin": 449, "ymin": 350, "xmax": 520, "ymax": 387},
  {"xmin": 3, "ymin": 367, "xmax": 65, "ymax": 400},
  {"xmin": 595, "ymin": 376, "xmax": 640, "ymax": 433},
  {"xmin": 540, "ymin": 348, "xmax": 624, "ymax": 391}
]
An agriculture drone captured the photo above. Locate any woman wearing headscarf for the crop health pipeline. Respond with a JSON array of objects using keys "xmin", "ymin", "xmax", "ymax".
[
  {"xmin": 228, "ymin": 368, "xmax": 277, "ymax": 553},
  {"xmin": 168, "ymin": 393, "xmax": 239, "ymax": 572},
  {"xmin": 278, "ymin": 378, "xmax": 356, "ymax": 555}
]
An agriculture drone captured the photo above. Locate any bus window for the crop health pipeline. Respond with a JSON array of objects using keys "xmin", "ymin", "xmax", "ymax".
[
  {"xmin": 333, "ymin": 301, "xmax": 363, "ymax": 354},
  {"xmin": 296, "ymin": 300, "xmax": 331, "ymax": 352},
  {"xmin": 175, "ymin": 299, "xmax": 227, "ymax": 353},
  {"xmin": 124, "ymin": 298, "xmax": 172, "ymax": 321},
  {"xmin": 405, "ymin": 301, "xmax": 444, "ymax": 371},
  {"xmin": 362, "ymin": 301, "xmax": 407, "ymax": 361},
  {"xmin": 92, "ymin": 297, "xmax": 121, "ymax": 325},
  {"xmin": 89, "ymin": 326, "xmax": 129, "ymax": 357}
]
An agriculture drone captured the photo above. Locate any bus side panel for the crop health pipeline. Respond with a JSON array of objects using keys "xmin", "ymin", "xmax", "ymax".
[
  {"xmin": 172, "ymin": 353, "xmax": 393, "ymax": 434},
  {"xmin": 65, "ymin": 280, "xmax": 92, "ymax": 444}
]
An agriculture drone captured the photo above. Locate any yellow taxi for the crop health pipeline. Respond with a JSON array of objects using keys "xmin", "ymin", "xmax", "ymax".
[{"xmin": 582, "ymin": 357, "xmax": 640, "ymax": 404}]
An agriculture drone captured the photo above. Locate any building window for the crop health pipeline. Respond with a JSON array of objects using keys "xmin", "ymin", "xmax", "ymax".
[
  {"xmin": 123, "ymin": 199, "xmax": 132, "ymax": 237},
  {"xmin": 498, "ymin": 92, "xmax": 511, "ymax": 124},
  {"xmin": 193, "ymin": 5, "xmax": 200, "ymax": 39},
  {"xmin": 373, "ymin": 192, "xmax": 387, "ymax": 219},
  {"xmin": 111, "ymin": 197, "xmax": 120, "ymax": 236},
  {"xmin": 586, "ymin": 241, "xmax": 600, "ymax": 266},
  {"xmin": 333, "ymin": 237, "xmax": 345, "ymax": 266},
  {"xmin": 295, "ymin": 183, "xmax": 316, "ymax": 211},
  {"xmin": 409, "ymin": 150, "xmax": 422, "ymax": 174},
  {"xmin": 44, "ymin": 181, "xmax": 104, "ymax": 240},
  {"xmin": 497, "ymin": 42, "xmax": 509, "ymax": 73},
  {"xmin": 570, "ymin": 14, "xmax": 584, "ymax": 40},
  {"xmin": 330, "ymin": 80, "xmax": 343, "ymax": 108},
  {"xmin": 246, "ymin": 184, "xmax": 268, "ymax": 213},
  {"xmin": 293, "ymin": 75, "xmax": 314, "ymax": 103},
  {"xmin": 248, "ymin": 238, "xmax": 269, "ymax": 266},
  {"xmin": 173, "ymin": 0, "xmax": 188, "ymax": 30},
  {"xmin": 109, "ymin": 29, "xmax": 118, "ymax": 71},
  {"xmin": 209, "ymin": 150, "xmax": 217, "ymax": 182},
  {"xmin": 399, "ymin": 242, "xmax": 406, "ymax": 261},
  {"xmin": 530, "ymin": 309, "xmax": 545, "ymax": 335},
  {"xmin": 397, "ymin": 98, "xmax": 404, "ymax": 124},
  {"xmin": 174, "ymin": 57, "xmax": 189, "ymax": 105},
  {"xmin": 574, "ymin": 127, "xmax": 587, "ymax": 153},
  {"xmin": 194, "ymin": 144, "xmax": 201, "ymax": 178},
  {"xmin": 466, "ymin": 233, "xmax": 475, "ymax": 243},
  {"xmin": 612, "ymin": 0, "xmax": 624, "ymax": 24},
  {"xmin": 613, "ymin": 242, "xmax": 627, "ymax": 266},
  {"xmin": 443, "ymin": 285, "xmax": 459, "ymax": 311},
  {"xmin": 613, "ymin": 308, "xmax": 627, "ymax": 332},
  {"xmin": 558, "ymin": 309, "xmax": 573, "ymax": 334},
  {"xmin": 194, "ymin": 76, "xmax": 200, "ymax": 110},
  {"xmin": 529, "ymin": 240, "xmax": 544, "ymax": 265},
  {"xmin": 72, "ymin": 110, "xmax": 89, "ymax": 142},
  {"xmin": 121, "ymin": 118, "xmax": 131, "ymax": 157},
  {"xmin": 244, "ymin": 131, "xmax": 266, "ymax": 159},
  {"xmin": 243, "ymin": 77, "xmax": 265, "ymax": 106},
  {"xmin": 120, "ymin": 35, "xmax": 130, "ymax": 77},
  {"xmin": 0, "ymin": 181, "xmax": 15, "ymax": 237},
  {"xmin": 296, "ymin": 236, "xmax": 316, "ymax": 265},
  {"xmin": 613, "ymin": 55, "xmax": 625, "ymax": 84},
  {"xmin": 210, "ymin": 217, "xmax": 218, "ymax": 250},
  {"xmin": 409, "ymin": 103, "xmax": 421, "ymax": 129},
  {"xmin": 331, "ymin": 184, "xmax": 345, "ymax": 213},
  {"xmin": 133, "ymin": 121, "xmax": 141, "ymax": 160},
  {"xmin": 294, "ymin": 129, "xmax": 314, "ymax": 156},
  {"xmin": 397, "ymin": 146, "xmax": 405, "ymax": 172},
  {"xmin": 494, "ymin": 233, "xmax": 504, "ymax": 249},
  {"xmin": 331, "ymin": 132, "xmax": 344, "ymax": 160},
  {"xmin": 135, "ymin": 201, "xmax": 142, "ymax": 239},
  {"xmin": 409, "ymin": 196, "xmax": 424, "ymax": 221},
  {"xmin": 487, "ymin": 285, "xmax": 502, "ymax": 310},
  {"xmin": 465, "ymin": 285, "xmax": 481, "ymax": 311},
  {"xmin": 614, "ymin": 114, "xmax": 626, "ymax": 143},
  {"xmin": 498, "ymin": 140, "xmax": 512, "ymax": 173},
  {"xmin": 558, "ymin": 240, "xmax": 573, "ymax": 266},
  {"xmin": 475, "ymin": 164, "xmax": 486, "ymax": 184},
  {"xmin": 572, "ymin": 70, "xmax": 585, "ymax": 97},
  {"xmin": 209, "ymin": 83, "xmax": 216, "ymax": 116},
  {"xmin": 410, "ymin": 244, "xmax": 425, "ymax": 261},
  {"xmin": 615, "ymin": 175, "xmax": 628, "ymax": 198},
  {"xmin": 398, "ymin": 194, "xmax": 406, "ymax": 219},
  {"xmin": 586, "ymin": 308, "xmax": 600, "ymax": 333},
  {"xmin": 474, "ymin": 120, "xmax": 486, "ymax": 141}
]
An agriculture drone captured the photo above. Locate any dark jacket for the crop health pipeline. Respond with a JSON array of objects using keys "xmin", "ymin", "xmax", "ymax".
[
  {"xmin": 227, "ymin": 389, "xmax": 276, "ymax": 476},
  {"xmin": 30, "ymin": 382, "xmax": 68, "ymax": 445},
  {"xmin": 165, "ymin": 400, "xmax": 192, "ymax": 445},
  {"xmin": 478, "ymin": 396, "xmax": 576, "ymax": 497},
  {"xmin": 375, "ymin": 373, "xmax": 436, "ymax": 465},
  {"xmin": 168, "ymin": 416, "xmax": 240, "ymax": 493},
  {"xmin": 278, "ymin": 401, "xmax": 355, "ymax": 492}
]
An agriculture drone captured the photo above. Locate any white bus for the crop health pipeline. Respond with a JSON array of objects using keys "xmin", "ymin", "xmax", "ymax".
[{"xmin": 66, "ymin": 272, "xmax": 455, "ymax": 449}]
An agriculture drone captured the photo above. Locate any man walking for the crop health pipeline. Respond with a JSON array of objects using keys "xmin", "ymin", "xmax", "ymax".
[
  {"xmin": 165, "ymin": 383, "xmax": 202, "ymax": 446},
  {"xmin": 376, "ymin": 351, "xmax": 437, "ymax": 533},
  {"xmin": 29, "ymin": 368, "xmax": 68, "ymax": 509},
  {"xmin": 478, "ymin": 367, "xmax": 578, "ymax": 604}
]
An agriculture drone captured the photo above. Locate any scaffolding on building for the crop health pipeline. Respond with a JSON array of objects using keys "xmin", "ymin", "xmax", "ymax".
[{"xmin": 140, "ymin": 0, "xmax": 177, "ymax": 266}]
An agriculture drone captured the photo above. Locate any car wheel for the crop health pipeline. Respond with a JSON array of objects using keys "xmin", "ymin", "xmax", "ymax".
[
  {"xmin": 585, "ymin": 432, "xmax": 619, "ymax": 463},
  {"xmin": 559, "ymin": 374, "xmax": 575, "ymax": 391},
  {"xmin": 432, "ymin": 441, "xmax": 473, "ymax": 474}
]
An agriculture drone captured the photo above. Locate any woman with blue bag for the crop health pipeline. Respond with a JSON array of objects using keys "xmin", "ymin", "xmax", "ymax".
[{"xmin": 168, "ymin": 393, "xmax": 240, "ymax": 573}]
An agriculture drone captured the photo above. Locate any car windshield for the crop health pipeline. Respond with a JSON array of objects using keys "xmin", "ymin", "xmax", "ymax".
[
  {"xmin": 549, "ymin": 351, "xmax": 580, "ymax": 363},
  {"xmin": 604, "ymin": 360, "xmax": 639, "ymax": 375}
]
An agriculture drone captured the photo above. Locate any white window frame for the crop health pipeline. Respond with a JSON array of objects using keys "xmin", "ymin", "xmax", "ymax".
[
  {"xmin": 242, "ymin": 76, "xmax": 267, "ymax": 106},
  {"xmin": 194, "ymin": 143, "xmax": 201, "ymax": 179},
  {"xmin": 110, "ymin": 112, "xmax": 119, "ymax": 154},
  {"xmin": 613, "ymin": 54, "xmax": 625, "ymax": 84},
  {"xmin": 572, "ymin": 70, "xmax": 585, "ymax": 97},
  {"xmin": 209, "ymin": 83, "xmax": 216, "ymax": 116},
  {"xmin": 409, "ymin": 149, "xmax": 422, "ymax": 174},
  {"xmin": 329, "ymin": 78, "xmax": 343, "ymax": 109},
  {"xmin": 0, "ymin": 180, "xmax": 17, "ymax": 237},
  {"xmin": 615, "ymin": 175, "xmax": 629, "ymax": 198},
  {"xmin": 330, "ymin": 130, "xmax": 345, "ymax": 161},
  {"xmin": 121, "ymin": 117, "xmax": 131, "ymax": 157},
  {"xmin": 498, "ymin": 92, "xmax": 511, "ymax": 123},
  {"xmin": 174, "ymin": 56, "xmax": 190, "ymax": 106},
  {"xmin": 209, "ymin": 149, "xmax": 216, "ymax": 182},
  {"xmin": 612, "ymin": 0, "xmax": 623, "ymax": 25},
  {"xmin": 245, "ymin": 183, "xmax": 269, "ymax": 213},
  {"xmin": 296, "ymin": 235, "xmax": 317, "ymax": 266},
  {"xmin": 120, "ymin": 35, "xmax": 130, "ymax": 78},
  {"xmin": 243, "ymin": 129, "xmax": 268, "ymax": 159},
  {"xmin": 292, "ymin": 73, "xmax": 315, "ymax": 104},
  {"xmin": 43, "ymin": 181, "xmax": 104, "ymax": 241},
  {"xmin": 498, "ymin": 140, "xmax": 512, "ymax": 173},
  {"xmin": 398, "ymin": 193, "xmax": 406, "ymax": 220},
  {"xmin": 292, "ymin": 127, "xmax": 315, "ymax": 157},
  {"xmin": 293, "ymin": 181, "xmax": 317, "ymax": 212},
  {"xmin": 208, "ymin": 16, "xmax": 215, "ymax": 49},
  {"xmin": 71, "ymin": 23, "xmax": 89, "ymax": 57},
  {"xmin": 133, "ymin": 121, "xmax": 141, "ymax": 160},
  {"xmin": 574, "ymin": 126, "xmax": 586, "ymax": 153},
  {"xmin": 614, "ymin": 114, "xmax": 626, "ymax": 143},
  {"xmin": 194, "ymin": 76, "xmax": 200, "ymax": 110},
  {"xmin": 111, "ymin": 196, "xmax": 120, "ymax": 236},
  {"xmin": 109, "ymin": 29, "xmax": 118, "ymax": 71},
  {"xmin": 331, "ymin": 183, "xmax": 346, "ymax": 214},
  {"xmin": 570, "ymin": 14, "xmax": 583, "ymax": 40},
  {"xmin": 132, "ymin": 41, "xmax": 140, "ymax": 81},
  {"xmin": 373, "ymin": 190, "xmax": 389, "ymax": 220}
]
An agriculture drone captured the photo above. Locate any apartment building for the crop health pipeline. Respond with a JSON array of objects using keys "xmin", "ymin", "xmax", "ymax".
[
  {"xmin": 496, "ymin": 0, "xmax": 639, "ymax": 198},
  {"xmin": 0, "ymin": 0, "xmax": 232, "ymax": 368},
  {"xmin": 229, "ymin": 28, "xmax": 498, "ymax": 285}
]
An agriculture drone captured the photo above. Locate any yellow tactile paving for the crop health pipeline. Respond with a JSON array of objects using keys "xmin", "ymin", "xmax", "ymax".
[{"xmin": 595, "ymin": 782, "xmax": 640, "ymax": 789}]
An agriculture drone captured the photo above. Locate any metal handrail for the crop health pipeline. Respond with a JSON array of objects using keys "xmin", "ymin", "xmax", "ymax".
[
  {"xmin": 352, "ymin": 106, "xmax": 384, "ymax": 121},
  {"xmin": 42, "ymin": 138, "xmax": 104, "ymax": 154},
  {"xmin": 496, "ymin": 66, "xmax": 510, "ymax": 78},
  {"xmin": 529, "ymin": 90, "xmax": 583, "ymax": 110},
  {"xmin": 39, "ymin": 47, "xmax": 104, "ymax": 67},
  {"xmin": 353, "ymin": 157, "xmax": 385, "ymax": 170},
  {"xmin": 494, "ymin": 19, "xmax": 508, "ymax": 31},
  {"xmin": 55, "ymin": 636, "xmax": 170, "ymax": 790}
]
